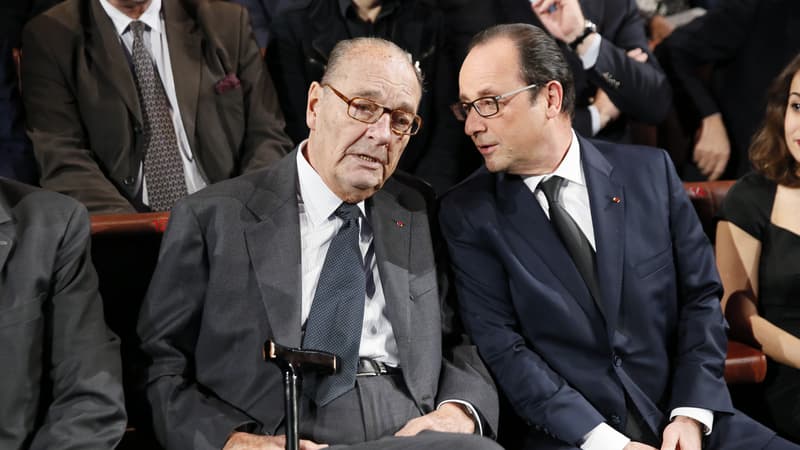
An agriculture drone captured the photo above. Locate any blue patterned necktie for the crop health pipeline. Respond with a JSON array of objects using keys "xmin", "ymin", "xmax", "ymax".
[
  {"xmin": 129, "ymin": 20, "xmax": 187, "ymax": 211},
  {"xmin": 302, "ymin": 202, "xmax": 366, "ymax": 406}
]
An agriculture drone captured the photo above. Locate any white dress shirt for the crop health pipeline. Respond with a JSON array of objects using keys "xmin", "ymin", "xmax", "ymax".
[
  {"xmin": 296, "ymin": 144, "xmax": 483, "ymax": 434},
  {"xmin": 99, "ymin": 0, "xmax": 207, "ymax": 204},
  {"xmin": 523, "ymin": 130, "xmax": 713, "ymax": 450},
  {"xmin": 296, "ymin": 146, "xmax": 399, "ymax": 366}
]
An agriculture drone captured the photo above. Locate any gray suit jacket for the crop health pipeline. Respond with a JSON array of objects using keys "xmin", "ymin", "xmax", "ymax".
[
  {"xmin": 21, "ymin": 0, "xmax": 293, "ymax": 214},
  {"xmin": 0, "ymin": 177, "xmax": 126, "ymax": 449},
  {"xmin": 137, "ymin": 150, "xmax": 498, "ymax": 449}
]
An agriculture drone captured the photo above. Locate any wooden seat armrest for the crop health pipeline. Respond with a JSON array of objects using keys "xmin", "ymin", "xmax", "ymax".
[
  {"xmin": 724, "ymin": 340, "xmax": 767, "ymax": 384},
  {"xmin": 90, "ymin": 212, "xmax": 170, "ymax": 235}
]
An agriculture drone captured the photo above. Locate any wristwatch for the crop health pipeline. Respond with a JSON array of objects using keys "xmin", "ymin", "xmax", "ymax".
[{"xmin": 568, "ymin": 20, "xmax": 597, "ymax": 50}]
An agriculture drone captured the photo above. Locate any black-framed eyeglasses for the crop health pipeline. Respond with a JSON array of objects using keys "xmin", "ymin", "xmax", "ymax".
[
  {"xmin": 450, "ymin": 83, "xmax": 539, "ymax": 121},
  {"xmin": 322, "ymin": 84, "xmax": 422, "ymax": 136}
]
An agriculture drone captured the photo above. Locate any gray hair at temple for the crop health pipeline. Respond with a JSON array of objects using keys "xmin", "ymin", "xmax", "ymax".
[
  {"xmin": 321, "ymin": 37, "xmax": 425, "ymax": 92},
  {"xmin": 468, "ymin": 23, "xmax": 576, "ymax": 117}
]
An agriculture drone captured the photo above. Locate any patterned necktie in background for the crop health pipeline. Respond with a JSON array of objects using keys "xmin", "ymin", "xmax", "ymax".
[
  {"xmin": 129, "ymin": 20, "xmax": 187, "ymax": 211},
  {"xmin": 302, "ymin": 202, "xmax": 366, "ymax": 406}
]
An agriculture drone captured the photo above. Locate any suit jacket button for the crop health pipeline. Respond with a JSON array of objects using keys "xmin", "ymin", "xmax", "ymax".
[
  {"xmin": 123, "ymin": 176, "xmax": 135, "ymax": 185},
  {"xmin": 610, "ymin": 414, "xmax": 622, "ymax": 425},
  {"xmin": 613, "ymin": 354, "xmax": 622, "ymax": 367}
]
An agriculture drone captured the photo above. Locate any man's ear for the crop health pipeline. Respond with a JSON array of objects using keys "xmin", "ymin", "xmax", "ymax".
[
  {"xmin": 544, "ymin": 80, "xmax": 564, "ymax": 119},
  {"xmin": 306, "ymin": 81, "xmax": 323, "ymax": 130}
]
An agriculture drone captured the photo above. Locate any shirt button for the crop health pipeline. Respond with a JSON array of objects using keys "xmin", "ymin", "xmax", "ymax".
[{"xmin": 370, "ymin": 326, "xmax": 378, "ymax": 335}]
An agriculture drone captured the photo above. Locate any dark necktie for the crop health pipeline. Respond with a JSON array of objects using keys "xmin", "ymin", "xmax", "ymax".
[
  {"xmin": 539, "ymin": 176, "xmax": 601, "ymax": 301},
  {"xmin": 129, "ymin": 20, "xmax": 187, "ymax": 211},
  {"xmin": 302, "ymin": 202, "xmax": 366, "ymax": 406}
]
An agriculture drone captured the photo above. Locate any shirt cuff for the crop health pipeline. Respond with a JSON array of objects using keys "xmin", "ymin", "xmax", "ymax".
[
  {"xmin": 670, "ymin": 407, "xmax": 714, "ymax": 435},
  {"xmin": 579, "ymin": 34, "xmax": 601, "ymax": 69},
  {"xmin": 437, "ymin": 400, "xmax": 484, "ymax": 436},
  {"xmin": 587, "ymin": 104, "xmax": 601, "ymax": 136},
  {"xmin": 580, "ymin": 422, "xmax": 630, "ymax": 450}
]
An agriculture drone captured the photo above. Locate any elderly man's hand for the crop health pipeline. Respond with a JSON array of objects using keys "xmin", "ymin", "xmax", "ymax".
[
  {"xmin": 394, "ymin": 403, "xmax": 475, "ymax": 436},
  {"xmin": 530, "ymin": 0, "xmax": 586, "ymax": 44},
  {"xmin": 223, "ymin": 432, "xmax": 328, "ymax": 450},
  {"xmin": 693, "ymin": 113, "xmax": 731, "ymax": 181},
  {"xmin": 660, "ymin": 416, "xmax": 703, "ymax": 450}
]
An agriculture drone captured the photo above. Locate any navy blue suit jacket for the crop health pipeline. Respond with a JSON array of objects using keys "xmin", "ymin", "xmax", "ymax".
[{"xmin": 440, "ymin": 136, "xmax": 733, "ymax": 445}]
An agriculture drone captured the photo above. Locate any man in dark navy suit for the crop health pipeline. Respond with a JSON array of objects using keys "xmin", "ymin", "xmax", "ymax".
[{"xmin": 440, "ymin": 23, "xmax": 800, "ymax": 450}]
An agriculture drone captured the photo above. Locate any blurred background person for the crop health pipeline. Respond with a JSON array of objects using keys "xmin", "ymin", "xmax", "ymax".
[
  {"xmin": 659, "ymin": 0, "xmax": 800, "ymax": 181},
  {"xmin": 716, "ymin": 53, "xmax": 800, "ymax": 444},
  {"xmin": 491, "ymin": 0, "xmax": 672, "ymax": 144}
]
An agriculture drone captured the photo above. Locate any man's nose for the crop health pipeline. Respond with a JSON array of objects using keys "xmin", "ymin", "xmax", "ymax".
[
  {"xmin": 366, "ymin": 111, "xmax": 393, "ymax": 144},
  {"xmin": 463, "ymin": 107, "xmax": 485, "ymax": 136}
]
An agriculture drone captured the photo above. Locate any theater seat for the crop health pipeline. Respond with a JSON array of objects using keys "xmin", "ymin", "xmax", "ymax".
[
  {"xmin": 683, "ymin": 181, "xmax": 767, "ymax": 384},
  {"xmin": 90, "ymin": 212, "xmax": 169, "ymax": 450}
]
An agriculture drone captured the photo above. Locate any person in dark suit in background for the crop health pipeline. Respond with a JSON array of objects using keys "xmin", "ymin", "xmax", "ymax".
[
  {"xmin": 659, "ymin": 0, "xmax": 800, "ymax": 181},
  {"xmin": 138, "ymin": 37, "xmax": 500, "ymax": 450},
  {"xmin": 0, "ymin": 176, "xmax": 126, "ymax": 449},
  {"xmin": 227, "ymin": 0, "xmax": 286, "ymax": 49},
  {"xmin": 267, "ymin": 0, "xmax": 476, "ymax": 194},
  {"xmin": 440, "ymin": 23, "xmax": 799, "ymax": 450},
  {"xmin": 491, "ymin": 0, "xmax": 671, "ymax": 144},
  {"xmin": 22, "ymin": 0, "xmax": 293, "ymax": 214},
  {"xmin": 0, "ymin": 0, "xmax": 61, "ymax": 184}
]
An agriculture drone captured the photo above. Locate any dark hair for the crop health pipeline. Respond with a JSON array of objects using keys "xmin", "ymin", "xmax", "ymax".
[
  {"xmin": 468, "ymin": 23, "xmax": 575, "ymax": 117},
  {"xmin": 750, "ymin": 53, "xmax": 800, "ymax": 187},
  {"xmin": 321, "ymin": 37, "xmax": 424, "ymax": 91}
]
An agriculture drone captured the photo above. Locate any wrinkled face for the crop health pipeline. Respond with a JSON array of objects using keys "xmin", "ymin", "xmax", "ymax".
[
  {"xmin": 305, "ymin": 46, "xmax": 421, "ymax": 203},
  {"xmin": 459, "ymin": 38, "xmax": 548, "ymax": 174},
  {"xmin": 785, "ymin": 71, "xmax": 800, "ymax": 165}
]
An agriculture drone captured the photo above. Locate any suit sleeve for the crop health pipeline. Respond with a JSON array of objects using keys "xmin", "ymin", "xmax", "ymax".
[
  {"xmin": 661, "ymin": 151, "xmax": 733, "ymax": 414},
  {"xmin": 29, "ymin": 199, "xmax": 127, "ymax": 449},
  {"xmin": 439, "ymin": 201, "xmax": 606, "ymax": 445},
  {"xmin": 138, "ymin": 201, "xmax": 259, "ymax": 450},
  {"xmin": 432, "ymin": 214, "xmax": 500, "ymax": 436},
  {"xmin": 21, "ymin": 19, "xmax": 136, "ymax": 214},
  {"xmin": 233, "ymin": 5, "xmax": 293, "ymax": 173},
  {"xmin": 583, "ymin": 0, "xmax": 671, "ymax": 126},
  {"xmin": 659, "ymin": 0, "xmax": 756, "ymax": 119}
]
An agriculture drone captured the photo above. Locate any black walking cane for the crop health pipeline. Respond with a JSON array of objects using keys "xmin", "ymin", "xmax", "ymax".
[{"xmin": 264, "ymin": 340, "xmax": 339, "ymax": 450}]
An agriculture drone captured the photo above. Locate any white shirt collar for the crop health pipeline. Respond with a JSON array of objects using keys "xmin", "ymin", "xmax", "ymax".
[
  {"xmin": 296, "ymin": 141, "xmax": 367, "ymax": 227},
  {"xmin": 99, "ymin": 0, "xmax": 163, "ymax": 37},
  {"xmin": 523, "ymin": 129, "xmax": 586, "ymax": 191}
]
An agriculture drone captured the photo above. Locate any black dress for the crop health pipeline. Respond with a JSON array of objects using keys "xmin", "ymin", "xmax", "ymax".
[{"xmin": 719, "ymin": 172, "xmax": 800, "ymax": 442}]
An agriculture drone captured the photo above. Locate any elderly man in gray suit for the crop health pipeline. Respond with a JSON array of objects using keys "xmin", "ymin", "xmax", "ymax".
[{"xmin": 137, "ymin": 37, "xmax": 501, "ymax": 450}]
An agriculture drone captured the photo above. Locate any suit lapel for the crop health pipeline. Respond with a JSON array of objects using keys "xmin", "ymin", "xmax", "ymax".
[
  {"xmin": 244, "ymin": 152, "xmax": 303, "ymax": 347},
  {"xmin": 86, "ymin": 0, "xmax": 142, "ymax": 126},
  {"xmin": 163, "ymin": 0, "xmax": 202, "ymax": 150},
  {"xmin": 369, "ymin": 187, "xmax": 412, "ymax": 372},
  {"xmin": 497, "ymin": 173, "xmax": 601, "ymax": 323},
  {"xmin": 580, "ymin": 137, "xmax": 625, "ymax": 336}
]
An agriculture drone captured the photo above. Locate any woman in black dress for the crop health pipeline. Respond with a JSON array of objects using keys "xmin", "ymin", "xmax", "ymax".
[{"xmin": 716, "ymin": 53, "xmax": 800, "ymax": 443}]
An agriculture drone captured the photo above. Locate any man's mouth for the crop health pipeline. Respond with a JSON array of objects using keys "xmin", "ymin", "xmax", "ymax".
[{"xmin": 358, "ymin": 155, "xmax": 381, "ymax": 164}]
